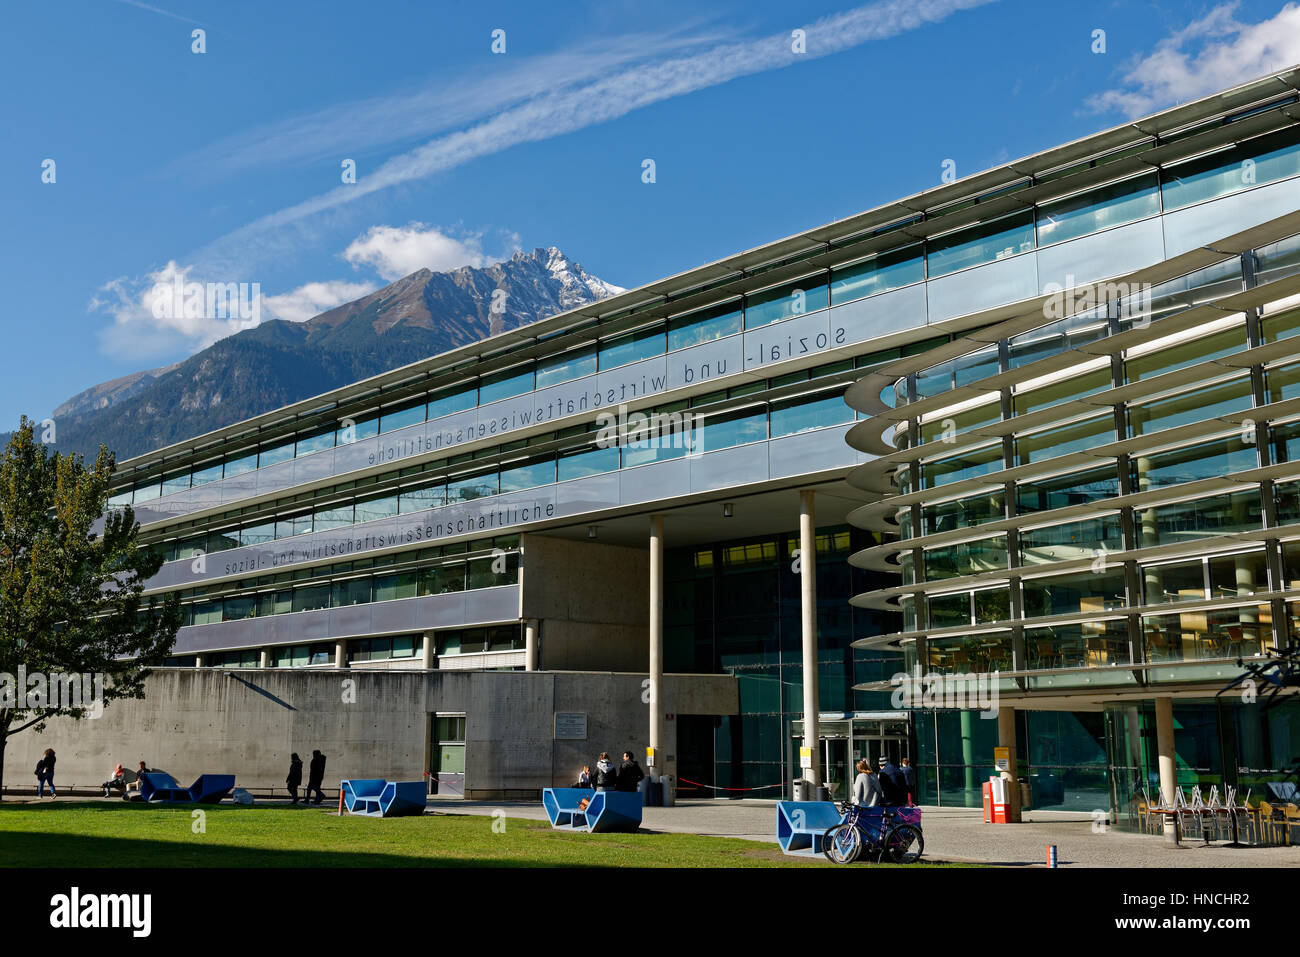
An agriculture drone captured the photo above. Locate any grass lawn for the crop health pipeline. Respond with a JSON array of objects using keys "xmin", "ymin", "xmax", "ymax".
[{"xmin": 0, "ymin": 801, "xmax": 966, "ymax": 868}]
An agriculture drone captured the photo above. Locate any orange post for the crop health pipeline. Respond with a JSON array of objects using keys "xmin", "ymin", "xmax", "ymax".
[{"xmin": 337, "ymin": 787, "xmax": 344, "ymax": 816}]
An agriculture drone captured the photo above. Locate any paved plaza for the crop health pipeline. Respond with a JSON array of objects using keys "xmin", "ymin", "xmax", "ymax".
[{"xmin": 432, "ymin": 797, "xmax": 1300, "ymax": 867}]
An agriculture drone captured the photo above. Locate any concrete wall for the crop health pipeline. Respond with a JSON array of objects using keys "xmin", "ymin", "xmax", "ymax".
[
  {"xmin": 3, "ymin": 668, "xmax": 736, "ymax": 800},
  {"xmin": 521, "ymin": 534, "xmax": 649, "ymax": 672}
]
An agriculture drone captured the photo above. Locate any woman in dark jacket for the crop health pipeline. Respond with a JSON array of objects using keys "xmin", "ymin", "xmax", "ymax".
[
  {"xmin": 286, "ymin": 753, "xmax": 304, "ymax": 805},
  {"xmin": 35, "ymin": 749, "xmax": 56, "ymax": 799}
]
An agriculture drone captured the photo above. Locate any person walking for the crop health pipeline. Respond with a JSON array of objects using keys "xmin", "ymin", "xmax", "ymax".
[
  {"xmin": 900, "ymin": 757, "xmax": 918, "ymax": 805},
  {"xmin": 877, "ymin": 755, "xmax": 906, "ymax": 806},
  {"xmin": 851, "ymin": 758, "xmax": 882, "ymax": 807},
  {"xmin": 286, "ymin": 753, "xmax": 304, "ymax": 805},
  {"xmin": 593, "ymin": 752, "xmax": 618, "ymax": 791},
  {"xmin": 616, "ymin": 751, "xmax": 645, "ymax": 793},
  {"xmin": 306, "ymin": 749, "xmax": 327, "ymax": 805},
  {"xmin": 34, "ymin": 749, "xmax": 56, "ymax": 799}
]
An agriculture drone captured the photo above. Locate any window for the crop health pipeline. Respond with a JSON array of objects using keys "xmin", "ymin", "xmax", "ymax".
[
  {"xmin": 1020, "ymin": 514, "xmax": 1123, "ymax": 565},
  {"xmin": 332, "ymin": 577, "xmax": 371, "ymax": 607},
  {"xmin": 400, "ymin": 483, "xmax": 445, "ymax": 513},
  {"xmin": 258, "ymin": 441, "xmax": 294, "ymax": 469},
  {"xmin": 1022, "ymin": 567, "xmax": 1127, "ymax": 618},
  {"xmin": 923, "ymin": 536, "xmax": 1008, "ymax": 580},
  {"xmin": 373, "ymin": 572, "xmax": 418, "ymax": 602},
  {"xmin": 830, "ymin": 244, "xmax": 924, "ymax": 304},
  {"xmin": 222, "ymin": 596, "xmax": 257, "ymax": 621},
  {"xmin": 558, "ymin": 444, "xmax": 620, "ymax": 481},
  {"xmin": 296, "ymin": 428, "xmax": 336, "ymax": 456},
  {"xmin": 1017, "ymin": 466, "xmax": 1120, "ymax": 514},
  {"xmin": 744, "ymin": 276, "xmax": 829, "ymax": 329},
  {"xmin": 1015, "ymin": 415, "xmax": 1114, "ymax": 466},
  {"xmin": 667, "ymin": 301, "xmax": 742, "ymax": 351},
  {"xmin": 1125, "ymin": 326, "xmax": 1245, "ymax": 382},
  {"xmin": 355, "ymin": 494, "xmax": 399, "ymax": 524},
  {"xmin": 468, "ymin": 552, "xmax": 519, "ymax": 589},
  {"xmin": 1161, "ymin": 127, "xmax": 1300, "ymax": 211},
  {"xmin": 1127, "ymin": 377, "xmax": 1252, "ymax": 437},
  {"xmin": 291, "ymin": 584, "xmax": 331, "ymax": 613},
  {"xmin": 337, "ymin": 415, "xmax": 378, "ymax": 445},
  {"xmin": 313, "ymin": 503, "xmax": 354, "ymax": 531},
  {"xmin": 380, "ymin": 401, "xmax": 426, "ymax": 434},
  {"xmin": 1135, "ymin": 490, "xmax": 1262, "ymax": 548},
  {"xmin": 275, "ymin": 512, "xmax": 314, "ymax": 539},
  {"xmin": 479, "ymin": 366, "xmax": 534, "ymax": 405},
  {"xmin": 448, "ymin": 471, "xmax": 498, "ymax": 502},
  {"xmin": 923, "ymin": 490, "xmax": 1005, "ymax": 534},
  {"xmin": 499, "ymin": 457, "xmax": 555, "ymax": 492},
  {"xmin": 1035, "ymin": 174, "xmax": 1159, "ymax": 246},
  {"xmin": 921, "ymin": 444, "xmax": 1004, "ymax": 490},
  {"xmin": 161, "ymin": 470, "xmax": 191, "ymax": 496},
  {"xmin": 420, "ymin": 563, "xmax": 466, "ymax": 595},
  {"xmin": 536, "ymin": 346, "xmax": 596, "ymax": 388},
  {"xmin": 599, "ymin": 327, "xmax": 665, "ymax": 369},
  {"xmin": 698, "ymin": 406, "xmax": 766, "ymax": 450},
  {"xmin": 769, "ymin": 390, "xmax": 853, "ymax": 437},
  {"xmin": 1133, "ymin": 436, "xmax": 1257, "ymax": 490},
  {"xmin": 1009, "ymin": 311, "xmax": 1109, "ymax": 370},
  {"xmin": 428, "ymin": 386, "xmax": 476, "ymax": 420},
  {"xmin": 191, "ymin": 460, "xmax": 223, "ymax": 487},
  {"xmin": 927, "ymin": 212, "xmax": 1034, "ymax": 278},
  {"xmin": 224, "ymin": 451, "xmax": 258, "ymax": 477}
]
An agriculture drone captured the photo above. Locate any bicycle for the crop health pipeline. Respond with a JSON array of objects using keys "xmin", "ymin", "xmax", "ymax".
[{"xmin": 822, "ymin": 802, "xmax": 925, "ymax": 865}]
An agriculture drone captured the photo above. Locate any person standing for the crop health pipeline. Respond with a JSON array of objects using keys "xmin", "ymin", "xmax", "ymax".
[
  {"xmin": 286, "ymin": 753, "xmax": 304, "ymax": 805},
  {"xmin": 593, "ymin": 752, "xmax": 617, "ymax": 791},
  {"xmin": 900, "ymin": 757, "xmax": 918, "ymax": 805},
  {"xmin": 35, "ymin": 749, "xmax": 56, "ymax": 799},
  {"xmin": 306, "ymin": 749, "xmax": 327, "ymax": 805},
  {"xmin": 877, "ymin": 755, "xmax": 906, "ymax": 806},
  {"xmin": 577, "ymin": 765, "xmax": 593, "ymax": 789},
  {"xmin": 851, "ymin": 758, "xmax": 882, "ymax": 807},
  {"xmin": 616, "ymin": 751, "xmax": 645, "ymax": 793}
]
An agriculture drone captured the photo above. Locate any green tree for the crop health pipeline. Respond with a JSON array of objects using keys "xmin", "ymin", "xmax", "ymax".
[{"xmin": 0, "ymin": 418, "xmax": 180, "ymax": 799}]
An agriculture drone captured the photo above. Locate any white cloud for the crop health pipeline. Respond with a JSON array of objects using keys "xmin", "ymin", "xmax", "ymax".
[
  {"xmin": 342, "ymin": 224, "xmax": 497, "ymax": 280},
  {"xmin": 1087, "ymin": 2, "xmax": 1300, "ymax": 118},
  {"xmin": 92, "ymin": 262, "xmax": 376, "ymax": 360},
  {"xmin": 263, "ymin": 279, "xmax": 378, "ymax": 323}
]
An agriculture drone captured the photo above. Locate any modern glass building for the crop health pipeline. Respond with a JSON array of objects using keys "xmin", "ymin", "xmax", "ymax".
[{"xmin": 102, "ymin": 68, "xmax": 1300, "ymax": 808}]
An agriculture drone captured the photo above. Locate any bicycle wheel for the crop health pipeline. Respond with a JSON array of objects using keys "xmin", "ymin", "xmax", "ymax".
[
  {"xmin": 881, "ymin": 824, "xmax": 924, "ymax": 864},
  {"xmin": 822, "ymin": 823, "xmax": 863, "ymax": 864}
]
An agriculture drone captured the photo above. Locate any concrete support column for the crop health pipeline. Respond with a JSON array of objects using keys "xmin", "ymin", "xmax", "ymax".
[
  {"xmin": 799, "ymin": 490, "xmax": 821, "ymax": 795},
  {"xmin": 524, "ymin": 619, "xmax": 540, "ymax": 672},
  {"xmin": 193, "ymin": 655, "xmax": 204, "ymax": 668},
  {"xmin": 649, "ymin": 514, "xmax": 665, "ymax": 784},
  {"xmin": 997, "ymin": 706, "xmax": 1021, "ymax": 823},
  {"xmin": 1155, "ymin": 696, "xmax": 1179, "ymax": 844},
  {"xmin": 960, "ymin": 709, "xmax": 977, "ymax": 793},
  {"xmin": 258, "ymin": 649, "xmax": 269, "ymax": 669},
  {"xmin": 335, "ymin": 639, "xmax": 347, "ymax": 669},
  {"xmin": 421, "ymin": 632, "xmax": 435, "ymax": 669}
]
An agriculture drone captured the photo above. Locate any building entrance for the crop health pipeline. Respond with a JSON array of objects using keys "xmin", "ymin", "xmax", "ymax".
[{"xmin": 792, "ymin": 714, "xmax": 912, "ymax": 799}]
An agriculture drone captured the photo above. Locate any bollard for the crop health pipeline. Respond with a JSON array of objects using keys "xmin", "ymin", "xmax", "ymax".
[
  {"xmin": 1045, "ymin": 844, "xmax": 1058, "ymax": 868},
  {"xmin": 337, "ymin": 788, "xmax": 344, "ymax": 816}
]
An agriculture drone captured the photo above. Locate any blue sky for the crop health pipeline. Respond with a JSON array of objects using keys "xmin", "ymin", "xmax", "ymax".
[{"xmin": 5, "ymin": 0, "xmax": 1300, "ymax": 430}]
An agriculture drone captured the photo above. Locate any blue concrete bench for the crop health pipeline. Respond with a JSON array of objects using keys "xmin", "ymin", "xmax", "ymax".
[
  {"xmin": 139, "ymin": 772, "xmax": 235, "ymax": 804},
  {"xmin": 777, "ymin": 802, "xmax": 924, "ymax": 856},
  {"xmin": 776, "ymin": 801, "xmax": 845, "ymax": 856},
  {"xmin": 542, "ymin": 788, "xmax": 642, "ymax": 833},
  {"xmin": 341, "ymin": 779, "xmax": 427, "ymax": 817}
]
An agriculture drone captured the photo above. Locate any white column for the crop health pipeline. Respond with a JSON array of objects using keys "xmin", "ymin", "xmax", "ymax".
[
  {"xmin": 258, "ymin": 648, "xmax": 269, "ymax": 669},
  {"xmin": 799, "ymin": 490, "xmax": 821, "ymax": 795},
  {"xmin": 421, "ymin": 632, "xmax": 435, "ymax": 669},
  {"xmin": 193, "ymin": 654, "xmax": 203, "ymax": 668},
  {"xmin": 524, "ymin": 619, "xmax": 539, "ymax": 672},
  {"xmin": 1155, "ymin": 696, "xmax": 1178, "ymax": 844},
  {"xmin": 649, "ymin": 514, "xmax": 665, "ymax": 783},
  {"xmin": 997, "ymin": 705, "xmax": 1021, "ymax": 823},
  {"xmin": 335, "ymin": 639, "xmax": 347, "ymax": 668}
]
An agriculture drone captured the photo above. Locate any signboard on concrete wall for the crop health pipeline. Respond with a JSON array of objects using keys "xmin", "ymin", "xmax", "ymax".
[{"xmin": 554, "ymin": 712, "xmax": 588, "ymax": 740}]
